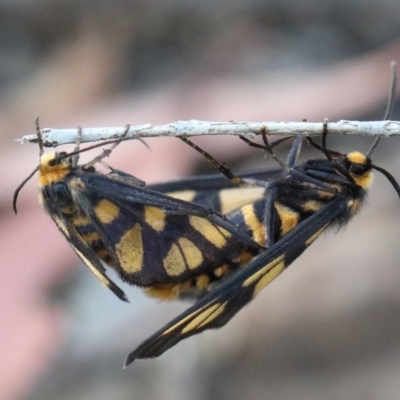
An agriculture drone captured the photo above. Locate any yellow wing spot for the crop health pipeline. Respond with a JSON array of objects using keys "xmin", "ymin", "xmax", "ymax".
[
  {"xmin": 60, "ymin": 205, "xmax": 78, "ymax": 215},
  {"xmin": 162, "ymin": 302, "xmax": 213, "ymax": 335},
  {"xmin": 95, "ymin": 248, "xmax": 111, "ymax": 260},
  {"xmin": 164, "ymin": 243, "xmax": 186, "ymax": 276},
  {"xmin": 162, "ymin": 311, "xmax": 198, "ymax": 335},
  {"xmin": 94, "ymin": 199, "xmax": 120, "ymax": 224},
  {"xmin": 72, "ymin": 215, "xmax": 91, "ymax": 226},
  {"xmin": 302, "ymin": 200, "xmax": 322, "ymax": 212},
  {"xmin": 214, "ymin": 264, "xmax": 229, "ymax": 278},
  {"xmin": 38, "ymin": 152, "xmax": 70, "ymax": 188},
  {"xmin": 81, "ymin": 231, "xmax": 101, "ymax": 244},
  {"xmin": 167, "ymin": 190, "xmax": 196, "ymax": 202},
  {"xmin": 115, "ymin": 223, "xmax": 144, "ymax": 274},
  {"xmin": 330, "ymin": 183, "xmax": 342, "ymax": 193},
  {"xmin": 243, "ymin": 255, "xmax": 284, "ymax": 287},
  {"xmin": 178, "ymin": 237, "xmax": 203, "ymax": 270},
  {"xmin": 316, "ymin": 189, "xmax": 335, "ymax": 199},
  {"xmin": 144, "ymin": 206, "xmax": 166, "ymax": 231},
  {"xmin": 189, "ymin": 216, "xmax": 230, "ymax": 248},
  {"xmin": 73, "ymin": 247, "xmax": 112, "ymax": 290},
  {"xmin": 38, "ymin": 192, "xmax": 45, "ymax": 206},
  {"xmin": 252, "ymin": 259, "xmax": 285, "ymax": 297},
  {"xmin": 305, "ymin": 225, "xmax": 328, "ymax": 246},
  {"xmin": 274, "ymin": 201, "xmax": 299, "ymax": 236},
  {"xmin": 239, "ymin": 251, "xmax": 256, "ymax": 266},
  {"xmin": 195, "ymin": 274, "xmax": 210, "ymax": 290},
  {"xmin": 52, "ymin": 214, "xmax": 70, "ymax": 237},
  {"xmin": 242, "ymin": 204, "xmax": 265, "ymax": 244},
  {"xmin": 144, "ymin": 281, "xmax": 192, "ymax": 300},
  {"xmin": 68, "ymin": 177, "xmax": 85, "ymax": 189},
  {"xmin": 219, "ymin": 187, "xmax": 265, "ymax": 214},
  {"xmin": 349, "ymin": 198, "xmax": 364, "ymax": 216},
  {"xmin": 182, "ymin": 302, "xmax": 228, "ymax": 334}
]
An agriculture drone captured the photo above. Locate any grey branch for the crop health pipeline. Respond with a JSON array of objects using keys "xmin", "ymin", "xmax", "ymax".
[{"xmin": 18, "ymin": 120, "xmax": 400, "ymax": 147}]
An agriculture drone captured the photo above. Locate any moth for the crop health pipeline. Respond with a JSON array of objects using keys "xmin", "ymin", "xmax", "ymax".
[
  {"xmin": 125, "ymin": 126, "xmax": 400, "ymax": 365},
  {"xmin": 13, "ymin": 122, "xmax": 263, "ymax": 302}
]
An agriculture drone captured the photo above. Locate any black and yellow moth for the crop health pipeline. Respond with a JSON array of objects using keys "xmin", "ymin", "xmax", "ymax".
[
  {"xmin": 13, "ymin": 122, "xmax": 264, "ymax": 303},
  {"xmin": 124, "ymin": 129, "xmax": 400, "ymax": 365},
  {"xmin": 14, "ymin": 122, "xmax": 400, "ymax": 367},
  {"xmin": 13, "ymin": 66, "xmax": 399, "ymax": 367}
]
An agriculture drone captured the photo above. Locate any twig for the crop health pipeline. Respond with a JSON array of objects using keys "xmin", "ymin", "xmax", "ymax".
[{"xmin": 18, "ymin": 119, "xmax": 400, "ymax": 147}]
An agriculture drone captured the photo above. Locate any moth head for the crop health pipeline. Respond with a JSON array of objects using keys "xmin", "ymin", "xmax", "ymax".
[
  {"xmin": 39, "ymin": 151, "xmax": 72, "ymax": 171},
  {"xmin": 340, "ymin": 151, "xmax": 373, "ymax": 190},
  {"xmin": 37, "ymin": 151, "xmax": 75, "ymax": 189},
  {"xmin": 13, "ymin": 122, "xmax": 135, "ymax": 214}
]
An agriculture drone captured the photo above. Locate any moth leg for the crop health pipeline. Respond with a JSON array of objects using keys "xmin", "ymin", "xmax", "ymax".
[
  {"xmin": 180, "ymin": 136, "xmax": 268, "ymax": 188},
  {"xmin": 83, "ymin": 124, "xmax": 131, "ymax": 169}
]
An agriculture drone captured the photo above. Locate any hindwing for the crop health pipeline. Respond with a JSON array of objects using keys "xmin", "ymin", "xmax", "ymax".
[{"xmin": 149, "ymin": 167, "xmax": 283, "ymax": 213}]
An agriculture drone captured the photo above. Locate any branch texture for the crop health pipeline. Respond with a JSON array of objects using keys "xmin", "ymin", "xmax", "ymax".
[{"xmin": 18, "ymin": 120, "xmax": 400, "ymax": 147}]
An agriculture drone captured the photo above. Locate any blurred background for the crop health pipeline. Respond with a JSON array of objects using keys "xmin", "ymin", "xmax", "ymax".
[{"xmin": 2, "ymin": 1, "xmax": 400, "ymax": 399}]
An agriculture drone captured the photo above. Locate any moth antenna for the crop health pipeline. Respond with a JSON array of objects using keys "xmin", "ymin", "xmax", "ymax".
[
  {"xmin": 13, "ymin": 166, "xmax": 39, "ymax": 215},
  {"xmin": 367, "ymin": 61, "xmax": 397, "ymax": 157},
  {"xmin": 371, "ymin": 163, "xmax": 400, "ymax": 199},
  {"xmin": 367, "ymin": 63, "xmax": 400, "ymax": 199},
  {"xmin": 383, "ymin": 61, "xmax": 397, "ymax": 121}
]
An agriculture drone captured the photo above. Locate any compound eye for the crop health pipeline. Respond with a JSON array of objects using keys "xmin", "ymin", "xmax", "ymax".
[
  {"xmin": 349, "ymin": 163, "xmax": 366, "ymax": 175},
  {"xmin": 48, "ymin": 152, "xmax": 69, "ymax": 166}
]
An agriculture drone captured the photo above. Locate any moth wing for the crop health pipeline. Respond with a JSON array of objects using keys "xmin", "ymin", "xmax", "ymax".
[
  {"xmin": 124, "ymin": 196, "xmax": 349, "ymax": 364},
  {"xmin": 75, "ymin": 185, "xmax": 251, "ymax": 287},
  {"xmin": 149, "ymin": 167, "xmax": 284, "ymax": 213},
  {"xmin": 49, "ymin": 212, "xmax": 129, "ymax": 302},
  {"xmin": 84, "ymin": 174, "xmax": 263, "ymax": 248}
]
